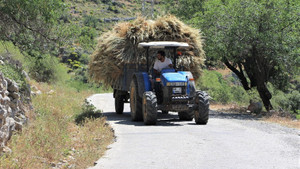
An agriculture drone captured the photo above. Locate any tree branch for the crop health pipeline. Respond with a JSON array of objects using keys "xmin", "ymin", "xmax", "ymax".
[
  {"xmin": 223, "ymin": 58, "xmax": 251, "ymax": 90},
  {"xmin": 0, "ymin": 10, "xmax": 57, "ymax": 42}
]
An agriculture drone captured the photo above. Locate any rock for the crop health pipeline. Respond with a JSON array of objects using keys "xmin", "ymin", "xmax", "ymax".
[
  {"xmin": 14, "ymin": 121, "xmax": 23, "ymax": 131},
  {"xmin": 9, "ymin": 92, "xmax": 20, "ymax": 100},
  {"xmin": 247, "ymin": 100, "xmax": 263, "ymax": 114},
  {"xmin": 0, "ymin": 108, "xmax": 7, "ymax": 119},
  {"xmin": 0, "ymin": 60, "xmax": 4, "ymax": 65},
  {"xmin": 0, "ymin": 61, "xmax": 31, "ymax": 153},
  {"xmin": 47, "ymin": 90, "xmax": 55, "ymax": 95},
  {"xmin": 0, "ymin": 75, "xmax": 28, "ymax": 152},
  {"xmin": 31, "ymin": 90, "xmax": 42, "ymax": 96},
  {"xmin": 21, "ymin": 70, "xmax": 30, "ymax": 81},
  {"xmin": 31, "ymin": 85, "xmax": 38, "ymax": 91},
  {"xmin": 7, "ymin": 80, "xmax": 19, "ymax": 93},
  {"xmin": 2, "ymin": 146, "xmax": 12, "ymax": 154}
]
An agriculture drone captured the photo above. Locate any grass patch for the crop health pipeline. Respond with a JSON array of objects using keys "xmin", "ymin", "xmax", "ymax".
[
  {"xmin": 75, "ymin": 100, "xmax": 103, "ymax": 125},
  {"xmin": 1, "ymin": 81, "xmax": 114, "ymax": 168}
]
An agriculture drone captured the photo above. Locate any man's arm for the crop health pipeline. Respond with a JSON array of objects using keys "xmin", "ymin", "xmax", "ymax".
[{"xmin": 168, "ymin": 58, "xmax": 173, "ymax": 68}]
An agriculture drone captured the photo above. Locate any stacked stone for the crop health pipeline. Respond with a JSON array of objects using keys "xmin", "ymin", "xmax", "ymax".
[{"xmin": 0, "ymin": 72, "xmax": 28, "ymax": 152}]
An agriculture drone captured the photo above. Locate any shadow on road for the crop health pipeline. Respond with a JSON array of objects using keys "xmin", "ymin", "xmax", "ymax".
[
  {"xmin": 102, "ymin": 111, "xmax": 184, "ymax": 126},
  {"xmin": 101, "ymin": 110, "xmax": 259, "ymax": 126}
]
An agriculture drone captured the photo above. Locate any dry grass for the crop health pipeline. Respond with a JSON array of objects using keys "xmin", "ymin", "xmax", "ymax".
[
  {"xmin": 263, "ymin": 116, "xmax": 300, "ymax": 129},
  {"xmin": 211, "ymin": 103, "xmax": 300, "ymax": 129},
  {"xmin": 89, "ymin": 15, "xmax": 205, "ymax": 85},
  {"xmin": 0, "ymin": 82, "xmax": 114, "ymax": 169}
]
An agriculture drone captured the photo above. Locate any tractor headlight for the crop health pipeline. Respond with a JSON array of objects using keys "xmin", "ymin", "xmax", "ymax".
[{"xmin": 166, "ymin": 82, "xmax": 187, "ymax": 86}]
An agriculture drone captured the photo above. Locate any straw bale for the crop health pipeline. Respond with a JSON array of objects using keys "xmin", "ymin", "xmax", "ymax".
[{"xmin": 89, "ymin": 15, "xmax": 205, "ymax": 85}]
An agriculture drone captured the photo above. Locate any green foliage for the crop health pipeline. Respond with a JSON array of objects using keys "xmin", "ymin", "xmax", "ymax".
[
  {"xmin": 166, "ymin": 0, "xmax": 300, "ymax": 110},
  {"xmin": 83, "ymin": 15, "xmax": 99, "ymax": 28},
  {"xmin": 0, "ymin": 42, "xmax": 29, "ymax": 95},
  {"xmin": 77, "ymin": 27, "xmax": 97, "ymax": 50},
  {"xmin": 272, "ymin": 89, "xmax": 300, "ymax": 115},
  {"xmin": 0, "ymin": 42, "xmax": 25, "ymax": 66},
  {"xmin": 163, "ymin": 0, "xmax": 205, "ymax": 20},
  {"xmin": 0, "ymin": 0, "xmax": 66, "ymax": 52},
  {"xmin": 197, "ymin": 70, "xmax": 249, "ymax": 104},
  {"xmin": 62, "ymin": 47, "xmax": 90, "ymax": 71},
  {"xmin": 27, "ymin": 53, "xmax": 63, "ymax": 83},
  {"xmin": 0, "ymin": 62, "xmax": 26, "ymax": 91},
  {"xmin": 193, "ymin": 0, "xmax": 299, "ymax": 87}
]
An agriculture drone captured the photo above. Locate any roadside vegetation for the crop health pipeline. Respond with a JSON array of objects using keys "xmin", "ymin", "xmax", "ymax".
[
  {"xmin": 0, "ymin": 0, "xmax": 299, "ymax": 168},
  {"xmin": 0, "ymin": 43, "xmax": 114, "ymax": 168}
]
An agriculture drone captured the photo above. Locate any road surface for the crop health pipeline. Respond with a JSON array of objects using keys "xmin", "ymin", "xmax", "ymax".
[{"xmin": 88, "ymin": 93, "xmax": 300, "ymax": 169}]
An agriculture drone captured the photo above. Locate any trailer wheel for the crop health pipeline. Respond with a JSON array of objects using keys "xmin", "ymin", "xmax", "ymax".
[
  {"xmin": 115, "ymin": 93, "xmax": 124, "ymax": 114},
  {"xmin": 142, "ymin": 91, "xmax": 157, "ymax": 125},
  {"xmin": 178, "ymin": 111, "xmax": 194, "ymax": 121},
  {"xmin": 130, "ymin": 79, "xmax": 143, "ymax": 121},
  {"xmin": 194, "ymin": 91, "xmax": 209, "ymax": 125}
]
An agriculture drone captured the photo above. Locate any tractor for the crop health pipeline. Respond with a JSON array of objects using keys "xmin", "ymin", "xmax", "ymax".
[{"xmin": 113, "ymin": 41, "xmax": 209, "ymax": 125}]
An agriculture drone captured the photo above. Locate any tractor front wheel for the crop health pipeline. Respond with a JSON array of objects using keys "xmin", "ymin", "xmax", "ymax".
[
  {"xmin": 194, "ymin": 91, "xmax": 209, "ymax": 125},
  {"xmin": 142, "ymin": 91, "xmax": 157, "ymax": 125}
]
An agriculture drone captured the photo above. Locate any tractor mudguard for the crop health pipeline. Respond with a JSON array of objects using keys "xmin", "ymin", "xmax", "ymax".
[{"xmin": 133, "ymin": 73, "xmax": 151, "ymax": 98}]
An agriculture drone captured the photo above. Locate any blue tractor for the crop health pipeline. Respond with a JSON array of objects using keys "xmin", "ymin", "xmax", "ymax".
[{"xmin": 113, "ymin": 41, "xmax": 209, "ymax": 125}]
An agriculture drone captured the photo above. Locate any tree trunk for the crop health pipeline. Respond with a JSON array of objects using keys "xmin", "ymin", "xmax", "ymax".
[
  {"xmin": 256, "ymin": 83, "xmax": 273, "ymax": 111},
  {"xmin": 251, "ymin": 45, "xmax": 273, "ymax": 111}
]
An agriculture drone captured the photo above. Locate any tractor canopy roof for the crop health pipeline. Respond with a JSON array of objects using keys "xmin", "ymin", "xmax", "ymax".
[{"xmin": 138, "ymin": 41, "xmax": 189, "ymax": 49}]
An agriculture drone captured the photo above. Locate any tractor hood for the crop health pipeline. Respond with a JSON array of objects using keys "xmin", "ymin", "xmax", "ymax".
[{"xmin": 161, "ymin": 72, "xmax": 188, "ymax": 86}]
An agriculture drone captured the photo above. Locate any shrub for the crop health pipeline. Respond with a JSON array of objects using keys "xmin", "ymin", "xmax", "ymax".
[
  {"xmin": 83, "ymin": 15, "xmax": 98, "ymax": 28},
  {"xmin": 197, "ymin": 70, "xmax": 233, "ymax": 103},
  {"xmin": 27, "ymin": 54, "xmax": 62, "ymax": 83},
  {"xmin": 75, "ymin": 99, "xmax": 103, "ymax": 125},
  {"xmin": 272, "ymin": 89, "xmax": 300, "ymax": 115}
]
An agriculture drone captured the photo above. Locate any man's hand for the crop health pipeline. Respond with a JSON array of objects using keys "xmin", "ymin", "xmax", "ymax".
[{"xmin": 154, "ymin": 69, "xmax": 161, "ymax": 76}]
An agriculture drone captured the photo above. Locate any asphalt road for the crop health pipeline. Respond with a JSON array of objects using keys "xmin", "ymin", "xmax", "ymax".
[{"xmin": 88, "ymin": 93, "xmax": 300, "ymax": 169}]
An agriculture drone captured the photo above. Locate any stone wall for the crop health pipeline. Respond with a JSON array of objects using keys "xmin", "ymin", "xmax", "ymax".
[{"xmin": 0, "ymin": 72, "xmax": 29, "ymax": 152}]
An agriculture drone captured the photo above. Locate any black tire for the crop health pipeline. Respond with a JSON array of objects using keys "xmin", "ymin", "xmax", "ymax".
[
  {"xmin": 161, "ymin": 110, "xmax": 168, "ymax": 114},
  {"xmin": 142, "ymin": 91, "xmax": 157, "ymax": 125},
  {"xmin": 178, "ymin": 111, "xmax": 194, "ymax": 121},
  {"xmin": 194, "ymin": 91, "xmax": 209, "ymax": 125},
  {"xmin": 130, "ymin": 78, "xmax": 143, "ymax": 121},
  {"xmin": 115, "ymin": 93, "xmax": 124, "ymax": 114}
]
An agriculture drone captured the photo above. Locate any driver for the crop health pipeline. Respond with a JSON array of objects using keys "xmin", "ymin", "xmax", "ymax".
[{"xmin": 153, "ymin": 50, "xmax": 173, "ymax": 77}]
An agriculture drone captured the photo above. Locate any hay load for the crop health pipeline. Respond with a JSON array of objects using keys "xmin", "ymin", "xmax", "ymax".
[{"xmin": 89, "ymin": 15, "xmax": 205, "ymax": 85}]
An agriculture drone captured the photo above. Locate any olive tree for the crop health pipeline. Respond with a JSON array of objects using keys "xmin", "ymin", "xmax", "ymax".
[
  {"xmin": 165, "ymin": 0, "xmax": 300, "ymax": 110},
  {"xmin": 0, "ymin": 0, "xmax": 68, "ymax": 53}
]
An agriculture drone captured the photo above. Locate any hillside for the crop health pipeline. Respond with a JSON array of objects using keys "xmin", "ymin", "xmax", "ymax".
[{"xmin": 66, "ymin": 0, "xmax": 163, "ymax": 34}]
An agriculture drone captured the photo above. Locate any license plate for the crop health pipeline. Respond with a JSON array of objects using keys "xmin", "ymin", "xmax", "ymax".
[{"xmin": 173, "ymin": 87, "xmax": 182, "ymax": 94}]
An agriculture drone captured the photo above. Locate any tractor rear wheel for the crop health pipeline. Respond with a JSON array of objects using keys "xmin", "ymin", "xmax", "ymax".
[
  {"xmin": 142, "ymin": 91, "xmax": 157, "ymax": 125},
  {"xmin": 194, "ymin": 91, "xmax": 209, "ymax": 125},
  {"xmin": 115, "ymin": 94, "xmax": 124, "ymax": 114},
  {"xmin": 178, "ymin": 111, "xmax": 194, "ymax": 121},
  {"xmin": 130, "ymin": 79, "xmax": 143, "ymax": 121}
]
